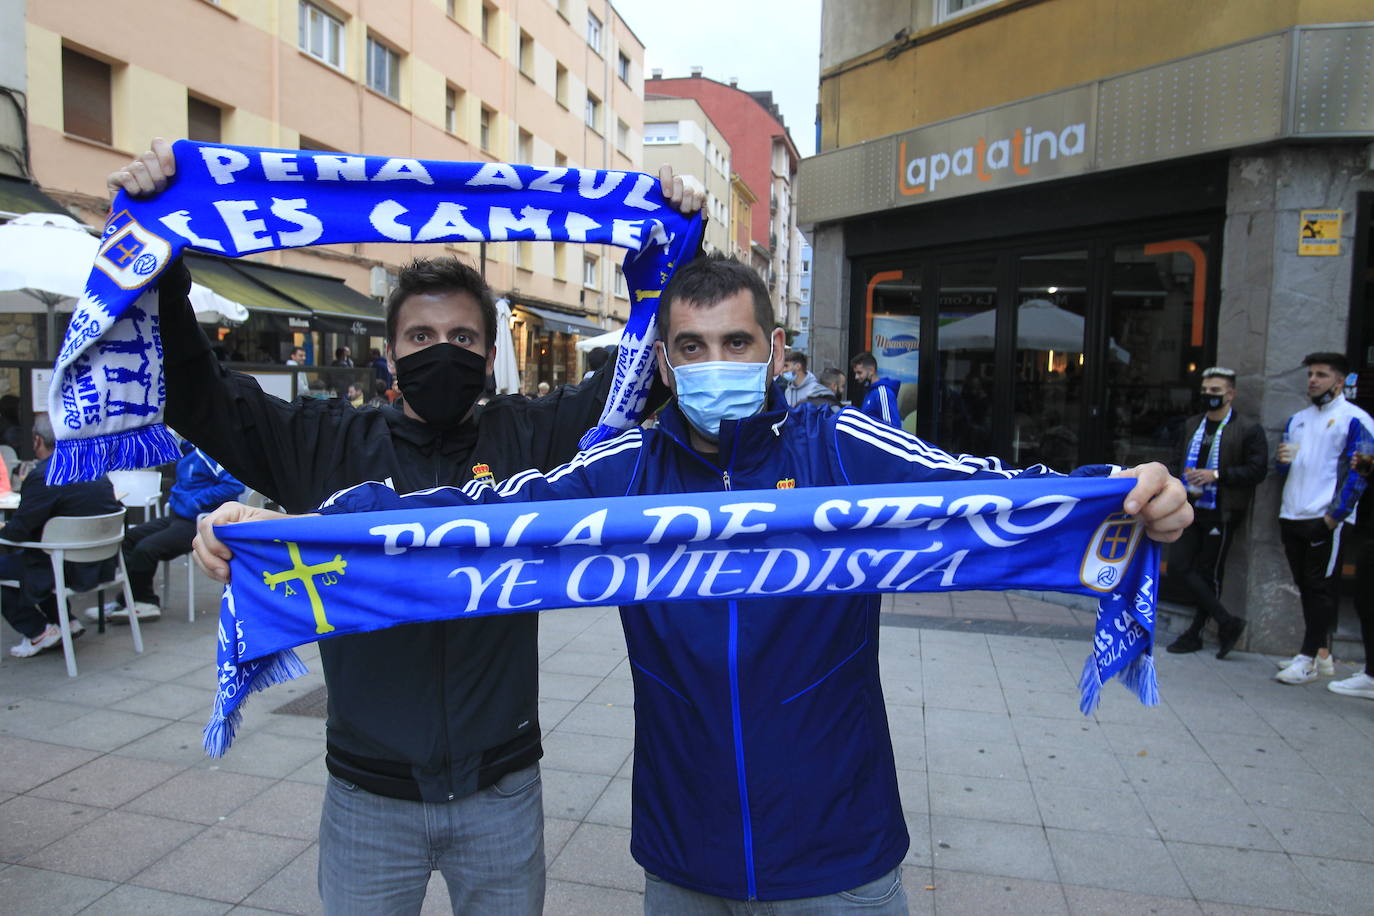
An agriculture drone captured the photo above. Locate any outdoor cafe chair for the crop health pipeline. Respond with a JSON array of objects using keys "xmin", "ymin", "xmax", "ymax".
[
  {"xmin": 0, "ymin": 509, "xmax": 143, "ymax": 677},
  {"xmin": 108, "ymin": 469, "xmax": 163, "ymax": 524}
]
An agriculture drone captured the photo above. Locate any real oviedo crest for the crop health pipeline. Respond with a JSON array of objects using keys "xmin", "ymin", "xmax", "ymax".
[{"xmin": 1079, "ymin": 512, "xmax": 1144, "ymax": 593}]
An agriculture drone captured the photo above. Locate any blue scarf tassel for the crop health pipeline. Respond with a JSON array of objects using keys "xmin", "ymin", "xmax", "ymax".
[
  {"xmin": 203, "ymin": 648, "xmax": 308, "ymax": 757},
  {"xmin": 48, "ymin": 424, "xmax": 182, "ymax": 485},
  {"xmin": 1078, "ymin": 650, "xmax": 1159, "ymax": 715}
]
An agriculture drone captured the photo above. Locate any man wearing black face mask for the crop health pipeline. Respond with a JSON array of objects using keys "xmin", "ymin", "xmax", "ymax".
[
  {"xmin": 111, "ymin": 139, "xmax": 705, "ymax": 914},
  {"xmin": 1275, "ymin": 352, "xmax": 1374, "ymax": 685},
  {"xmin": 1166, "ymin": 368, "xmax": 1267, "ymax": 658}
]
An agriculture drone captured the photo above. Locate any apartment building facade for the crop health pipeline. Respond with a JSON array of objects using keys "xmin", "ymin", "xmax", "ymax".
[
  {"xmin": 648, "ymin": 72, "xmax": 803, "ymax": 334},
  {"xmin": 643, "ymin": 95, "xmax": 732, "ymax": 256},
  {"xmin": 12, "ymin": 0, "xmax": 646, "ymax": 390},
  {"xmin": 801, "ymin": 0, "xmax": 1374, "ymax": 652}
]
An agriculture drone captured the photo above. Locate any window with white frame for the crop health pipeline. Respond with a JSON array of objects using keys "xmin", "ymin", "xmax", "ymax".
[
  {"xmin": 583, "ymin": 254, "xmax": 599, "ymax": 288},
  {"xmin": 613, "ymin": 265, "xmax": 627, "ymax": 298},
  {"xmin": 519, "ymin": 31, "xmax": 534, "ymax": 77},
  {"xmin": 584, "ymin": 92, "xmax": 600, "ymax": 131},
  {"xmin": 936, "ymin": 0, "xmax": 999, "ymax": 22},
  {"xmin": 615, "ymin": 119, "xmax": 628, "ymax": 152},
  {"xmin": 555, "ymin": 63, "xmax": 568, "ymax": 107},
  {"xmin": 553, "ymin": 242, "xmax": 567, "ymax": 280},
  {"xmin": 445, "ymin": 85, "xmax": 463, "ymax": 134},
  {"xmin": 480, "ymin": 105, "xmax": 493, "ymax": 151},
  {"xmin": 617, "ymin": 51, "xmax": 630, "ymax": 82},
  {"xmin": 586, "ymin": 11, "xmax": 602, "ymax": 51},
  {"xmin": 518, "ymin": 129, "xmax": 533, "ymax": 163},
  {"xmin": 299, "ymin": 1, "xmax": 345, "ymax": 69},
  {"xmin": 366, "ymin": 36, "xmax": 400, "ymax": 100},
  {"xmin": 643, "ymin": 121, "xmax": 678, "ymax": 144}
]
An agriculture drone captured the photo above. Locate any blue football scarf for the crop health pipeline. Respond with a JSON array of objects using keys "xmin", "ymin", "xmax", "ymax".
[
  {"xmin": 1183, "ymin": 409, "xmax": 1230, "ymax": 510},
  {"xmin": 45, "ymin": 140, "xmax": 704, "ymax": 484},
  {"xmin": 204, "ymin": 476, "xmax": 1160, "ymax": 755}
]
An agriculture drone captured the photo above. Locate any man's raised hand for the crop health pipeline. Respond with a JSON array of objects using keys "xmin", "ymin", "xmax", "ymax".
[
  {"xmin": 107, "ymin": 137, "xmax": 176, "ymax": 199},
  {"xmin": 1112, "ymin": 462, "xmax": 1193, "ymax": 543}
]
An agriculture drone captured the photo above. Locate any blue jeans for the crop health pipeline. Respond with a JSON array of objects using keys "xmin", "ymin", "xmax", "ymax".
[
  {"xmin": 317, "ymin": 763, "xmax": 544, "ymax": 915},
  {"xmin": 643, "ymin": 867, "xmax": 908, "ymax": 914}
]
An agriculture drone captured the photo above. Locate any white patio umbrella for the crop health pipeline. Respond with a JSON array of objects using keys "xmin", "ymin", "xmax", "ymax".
[
  {"xmin": 938, "ymin": 299, "xmax": 1130, "ymax": 363},
  {"xmin": 0, "ymin": 212, "xmax": 249, "ymax": 357},
  {"xmin": 492, "ymin": 298, "xmax": 522, "ymax": 394},
  {"xmin": 574, "ymin": 327, "xmax": 623, "ymax": 353}
]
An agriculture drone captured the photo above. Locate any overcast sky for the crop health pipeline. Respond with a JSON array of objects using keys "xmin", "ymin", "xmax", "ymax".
[{"xmin": 613, "ymin": 0, "xmax": 822, "ymax": 158}]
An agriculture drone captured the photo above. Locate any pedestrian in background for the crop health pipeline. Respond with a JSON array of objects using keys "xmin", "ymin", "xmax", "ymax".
[
  {"xmin": 850, "ymin": 351, "xmax": 901, "ymax": 427},
  {"xmin": 1275, "ymin": 352, "xmax": 1374, "ymax": 685},
  {"xmin": 1165, "ymin": 367, "xmax": 1266, "ymax": 658},
  {"xmin": 782, "ymin": 350, "xmax": 839, "ymax": 408}
]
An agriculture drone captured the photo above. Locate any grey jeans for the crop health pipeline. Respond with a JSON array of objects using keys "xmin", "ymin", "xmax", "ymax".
[
  {"xmin": 644, "ymin": 867, "xmax": 908, "ymax": 914},
  {"xmin": 317, "ymin": 763, "xmax": 545, "ymax": 915}
]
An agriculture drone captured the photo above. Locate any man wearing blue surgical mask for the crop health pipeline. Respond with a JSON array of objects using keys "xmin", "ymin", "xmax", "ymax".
[{"xmin": 201, "ymin": 255, "xmax": 1193, "ymax": 914}]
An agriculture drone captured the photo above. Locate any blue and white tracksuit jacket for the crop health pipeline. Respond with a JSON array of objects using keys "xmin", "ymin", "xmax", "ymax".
[
  {"xmin": 323, "ymin": 399, "xmax": 1105, "ymax": 901},
  {"xmin": 859, "ymin": 377, "xmax": 902, "ymax": 427},
  {"xmin": 1277, "ymin": 395, "xmax": 1373, "ymax": 524}
]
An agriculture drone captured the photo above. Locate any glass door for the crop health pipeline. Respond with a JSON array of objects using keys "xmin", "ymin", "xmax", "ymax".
[
  {"xmin": 1011, "ymin": 250, "xmax": 1090, "ymax": 469},
  {"xmin": 1103, "ymin": 237, "xmax": 1209, "ymax": 467},
  {"xmin": 863, "ymin": 264, "xmax": 922, "ymax": 426},
  {"xmin": 931, "ymin": 258, "xmax": 999, "ymax": 457}
]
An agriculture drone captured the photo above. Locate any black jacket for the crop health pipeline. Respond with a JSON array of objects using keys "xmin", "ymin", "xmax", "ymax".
[
  {"xmin": 159, "ymin": 260, "xmax": 612, "ymax": 802},
  {"xmin": 1176, "ymin": 411, "xmax": 1268, "ymax": 514},
  {"xmin": 0, "ymin": 457, "xmax": 119, "ymax": 611}
]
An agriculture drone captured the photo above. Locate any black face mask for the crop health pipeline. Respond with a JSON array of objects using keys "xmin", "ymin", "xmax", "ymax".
[
  {"xmin": 1312, "ymin": 384, "xmax": 1340, "ymax": 407},
  {"xmin": 395, "ymin": 344, "xmax": 487, "ymax": 429},
  {"xmin": 1199, "ymin": 393, "xmax": 1226, "ymax": 412}
]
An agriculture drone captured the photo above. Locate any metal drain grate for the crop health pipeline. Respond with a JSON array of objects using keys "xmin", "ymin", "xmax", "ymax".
[{"xmin": 272, "ymin": 685, "xmax": 329, "ymax": 718}]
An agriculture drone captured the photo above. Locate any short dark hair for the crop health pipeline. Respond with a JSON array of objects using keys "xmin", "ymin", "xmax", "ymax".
[
  {"xmin": 657, "ymin": 254, "xmax": 773, "ymax": 338},
  {"xmin": 850, "ymin": 351, "xmax": 878, "ymax": 371},
  {"xmin": 1303, "ymin": 351, "xmax": 1349, "ymax": 376},
  {"xmin": 785, "ymin": 350, "xmax": 808, "ymax": 371},
  {"xmin": 587, "ymin": 346, "xmax": 610, "ymax": 371},
  {"xmin": 335, "ymin": 346, "xmax": 349, "ymax": 360},
  {"xmin": 820, "ymin": 367, "xmax": 846, "ymax": 388},
  {"xmin": 385, "ymin": 257, "xmax": 496, "ymax": 350}
]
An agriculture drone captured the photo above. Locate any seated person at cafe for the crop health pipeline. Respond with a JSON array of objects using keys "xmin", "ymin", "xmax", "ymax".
[{"xmin": 1, "ymin": 415, "xmax": 120, "ymax": 657}]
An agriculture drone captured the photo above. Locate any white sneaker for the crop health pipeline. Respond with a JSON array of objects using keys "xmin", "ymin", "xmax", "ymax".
[
  {"xmin": 86, "ymin": 601, "xmax": 161, "ymax": 624},
  {"xmin": 10, "ymin": 624, "xmax": 62, "ymax": 658},
  {"xmin": 1276, "ymin": 656, "xmax": 1318, "ymax": 685},
  {"xmin": 1274, "ymin": 654, "xmax": 1334, "ymax": 676},
  {"xmin": 1328, "ymin": 672, "xmax": 1374, "ymax": 699},
  {"xmin": 66, "ymin": 618, "xmax": 86, "ymax": 639},
  {"xmin": 83, "ymin": 600, "xmax": 123, "ymax": 623}
]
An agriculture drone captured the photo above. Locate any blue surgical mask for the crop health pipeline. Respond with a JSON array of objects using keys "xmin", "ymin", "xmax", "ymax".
[
  {"xmin": 781, "ymin": 370, "xmax": 796, "ymax": 383},
  {"xmin": 667, "ymin": 345, "xmax": 773, "ymax": 441}
]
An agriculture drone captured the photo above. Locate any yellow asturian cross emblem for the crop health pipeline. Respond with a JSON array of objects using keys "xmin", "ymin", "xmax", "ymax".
[{"xmin": 263, "ymin": 540, "xmax": 346, "ymax": 635}]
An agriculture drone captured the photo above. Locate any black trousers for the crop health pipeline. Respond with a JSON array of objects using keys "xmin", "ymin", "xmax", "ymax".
[
  {"xmin": 0, "ymin": 552, "xmax": 50, "ymax": 638},
  {"xmin": 1173, "ymin": 506, "xmax": 1241, "ymax": 634},
  {"xmin": 123, "ymin": 514, "xmax": 198, "ymax": 605},
  {"xmin": 1279, "ymin": 517, "xmax": 1344, "ymax": 657}
]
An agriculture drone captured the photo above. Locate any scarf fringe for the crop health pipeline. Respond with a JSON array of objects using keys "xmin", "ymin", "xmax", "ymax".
[
  {"xmin": 1078, "ymin": 650, "xmax": 1159, "ymax": 716},
  {"xmin": 48, "ymin": 424, "xmax": 182, "ymax": 485},
  {"xmin": 1118, "ymin": 651, "xmax": 1160, "ymax": 707},
  {"xmin": 202, "ymin": 649, "xmax": 309, "ymax": 757}
]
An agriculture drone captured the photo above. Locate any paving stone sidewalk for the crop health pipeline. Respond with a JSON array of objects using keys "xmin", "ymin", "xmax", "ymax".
[{"xmin": 4, "ymin": 569, "xmax": 1374, "ymax": 915}]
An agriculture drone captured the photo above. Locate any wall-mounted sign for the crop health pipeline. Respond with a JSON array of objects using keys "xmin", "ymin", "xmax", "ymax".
[
  {"xmin": 893, "ymin": 86, "xmax": 1096, "ymax": 205},
  {"xmin": 1298, "ymin": 210, "xmax": 1342, "ymax": 256}
]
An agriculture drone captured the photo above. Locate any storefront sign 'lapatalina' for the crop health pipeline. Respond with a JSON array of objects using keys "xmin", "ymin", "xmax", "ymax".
[{"xmin": 894, "ymin": 85, "xmax": 1096, "ymax": 203}]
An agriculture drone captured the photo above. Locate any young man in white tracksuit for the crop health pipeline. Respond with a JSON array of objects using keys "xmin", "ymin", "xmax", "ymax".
[{"xmin": 1275, "ymin": 352, "xmax": 1374, "ymax": 685}]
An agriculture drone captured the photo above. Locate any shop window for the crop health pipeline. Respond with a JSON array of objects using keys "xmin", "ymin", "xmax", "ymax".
[
  {"xmin": 187, "ymin": 96, "xmax": 222, "ymax": 144},
  {"xmin": 62, "ymin": 47, "xmax": 113, "ymax": 145},
  {"xmin": 863, "ymin": 265, "xmax": 922, "ymax": 428},
  {"xmin": 298, "ymin": 1, "xmax": 345, "ymax": 69},
  {"xmin": 1104, "ymin": 237, "xmax": 1209, "ymax": 468}
]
